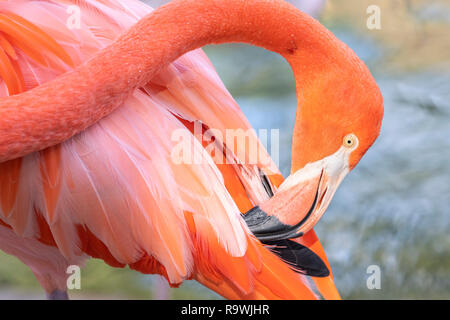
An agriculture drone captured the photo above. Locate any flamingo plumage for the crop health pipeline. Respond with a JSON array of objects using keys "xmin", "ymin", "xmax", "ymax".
[{"xmin": 0, "ymin": 0, "xmax": 383, "ymax": 300}]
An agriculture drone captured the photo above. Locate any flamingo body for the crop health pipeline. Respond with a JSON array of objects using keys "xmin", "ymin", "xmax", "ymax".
[{"xmin": 0, "ymin": 0, "xmax": 383, "ymax": 300}]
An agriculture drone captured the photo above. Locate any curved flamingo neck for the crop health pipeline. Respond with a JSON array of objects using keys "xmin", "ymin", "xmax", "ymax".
[{"xmin": 0, "ymin": 0, "xmax": 347, "ymax": 162}]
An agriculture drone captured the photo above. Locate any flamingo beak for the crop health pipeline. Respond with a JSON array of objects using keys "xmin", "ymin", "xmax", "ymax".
[
  {"xmin": 280, "ymin": 146, "xmax": 351, "ymax": 235},
  {"xmin": 244, "ymin": 146, "xmax": 351, "ymax": 241},
  {"xmin": 243, "ymin": 146, "xmax": 353, "ymax": 278}
]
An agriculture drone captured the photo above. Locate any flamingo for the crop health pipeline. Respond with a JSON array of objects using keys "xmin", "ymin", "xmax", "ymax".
[{"xmin": 0, "ymin": 0, "xmax": 383, "ymax": 300}]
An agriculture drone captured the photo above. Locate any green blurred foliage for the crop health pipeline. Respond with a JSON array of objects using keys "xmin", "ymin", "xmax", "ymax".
[{"xmin": 0, "ymin": 251, "xmax": 219, "ymax": 299}]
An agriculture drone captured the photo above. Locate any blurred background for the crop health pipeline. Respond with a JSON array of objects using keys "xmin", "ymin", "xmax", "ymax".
[{"xmin": 0, "ymin": 0, "xmax": 448, "ymax": 299}]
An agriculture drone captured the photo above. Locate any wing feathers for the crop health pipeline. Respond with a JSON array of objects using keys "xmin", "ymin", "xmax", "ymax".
[{"xmin": 0, "ymin": 0, "xmax": 323, "ymax": 299}]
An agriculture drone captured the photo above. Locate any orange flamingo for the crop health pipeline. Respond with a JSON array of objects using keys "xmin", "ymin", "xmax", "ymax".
[{"xmin": 0, "ymin": 0, "xmax": 383, "ymax": 299}]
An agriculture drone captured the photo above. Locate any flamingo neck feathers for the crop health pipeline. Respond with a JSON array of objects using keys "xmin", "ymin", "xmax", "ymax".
[{"xmin": 0, "ymin": 0, "xmax": 359, "ymax": 163}]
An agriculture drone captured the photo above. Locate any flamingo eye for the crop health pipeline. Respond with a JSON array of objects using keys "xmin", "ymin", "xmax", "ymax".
[{"xmin": 343, "ymin": 134, "xmax": 358, "ymax": 148}]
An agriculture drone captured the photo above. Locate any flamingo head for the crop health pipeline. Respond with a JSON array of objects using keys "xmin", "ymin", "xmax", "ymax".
[
  {"xmin": 245, "ymin": 53, "xmax": 384, "ymax": 240},
  {"xmin": 280, "ymin": 55, "xmax": 385, "ymax": 235}
]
